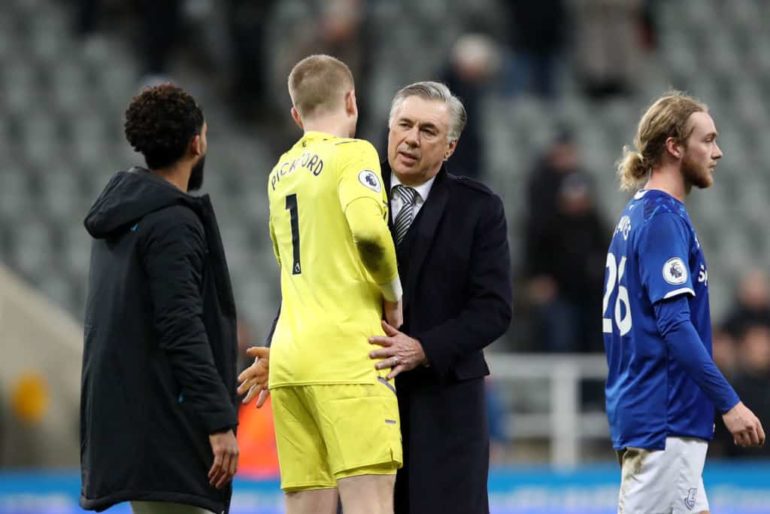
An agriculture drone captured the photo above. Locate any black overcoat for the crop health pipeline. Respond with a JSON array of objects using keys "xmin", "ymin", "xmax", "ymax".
[
  {"xmin": 384, "ymin": 163, "xmax": 513, "ymax": 514},
  {"xmin": 80, "ymin": 169, "xmax": 239, "ymax": 513}
]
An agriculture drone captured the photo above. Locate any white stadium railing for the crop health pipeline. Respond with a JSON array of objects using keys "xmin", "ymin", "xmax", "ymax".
[{"xmin": 487, "ymin": 353, "xmax": 609, "ymax": 469}]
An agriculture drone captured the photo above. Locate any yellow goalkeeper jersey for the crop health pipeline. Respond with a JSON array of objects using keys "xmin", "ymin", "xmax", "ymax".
[{"xmin": 267, "ymin": 131, "xmax": 399, "ymax": 387}]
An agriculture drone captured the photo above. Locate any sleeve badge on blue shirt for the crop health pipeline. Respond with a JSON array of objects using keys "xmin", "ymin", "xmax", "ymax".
[
  {"xmin": 663, "ymin": 257, "xmax": 688, "ymax": 285},
  {"xmin": 358, "ymin": 170, "xmax": 381, "ymax": 193}
]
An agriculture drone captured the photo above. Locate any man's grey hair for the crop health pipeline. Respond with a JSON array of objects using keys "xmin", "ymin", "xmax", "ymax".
[{"xmin": 388, "ymin": 81, "xmax": 467, "ymax": 142}]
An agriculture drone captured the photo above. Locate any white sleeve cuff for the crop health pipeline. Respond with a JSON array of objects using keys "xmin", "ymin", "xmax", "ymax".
[
  {"xmin": 663, "ymin": 287, "xmax": 695, "ymax": 299},
  {"xmin": 379, "ymin": 276, "xmax": 403, "ymax": 303}
]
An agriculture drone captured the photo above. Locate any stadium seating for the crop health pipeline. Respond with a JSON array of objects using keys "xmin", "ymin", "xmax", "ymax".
[{"xmin": 1, "ymin": 0, "xmax": 769, "ymax": 370}]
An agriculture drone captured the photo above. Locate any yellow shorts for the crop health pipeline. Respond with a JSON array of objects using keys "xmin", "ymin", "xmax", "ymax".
[{"xmin": 270, "ymin": 378, "xmax": 402, "ymax": 491}]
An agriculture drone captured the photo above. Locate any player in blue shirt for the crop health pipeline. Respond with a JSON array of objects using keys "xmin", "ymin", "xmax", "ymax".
[{"xmin": 603, "ymin": 92, "xmax": 765, "ymax": 513}]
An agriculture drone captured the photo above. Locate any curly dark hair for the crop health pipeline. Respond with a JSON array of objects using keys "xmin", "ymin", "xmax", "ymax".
[{"xmin": 124, "ymin": 84, "xmax": 204, "ymax": 169}]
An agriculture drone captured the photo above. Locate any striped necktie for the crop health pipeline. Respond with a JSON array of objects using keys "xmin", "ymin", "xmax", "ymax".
[{"xmin": 393, "ymin": 185, "xmax": 418, "ymax": 245}]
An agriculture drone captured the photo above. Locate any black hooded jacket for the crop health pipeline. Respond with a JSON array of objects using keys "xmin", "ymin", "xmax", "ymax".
[{"xmin": 80, "ymin": 168, "xmax": 238, "ymax": 513}]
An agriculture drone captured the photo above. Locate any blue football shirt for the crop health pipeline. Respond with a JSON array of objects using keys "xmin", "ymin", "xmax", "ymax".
[{"xmin": 603, "ymin": 189, "xmax": 715, "ymax": 450}]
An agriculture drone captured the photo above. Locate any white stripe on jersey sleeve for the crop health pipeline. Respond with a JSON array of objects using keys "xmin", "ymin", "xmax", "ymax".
[{"xmin": 663, "ymin": 287, "xmax": 695, "ymax": 299}]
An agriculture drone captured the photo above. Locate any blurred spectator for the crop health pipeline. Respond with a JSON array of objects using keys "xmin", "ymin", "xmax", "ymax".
[
  {"xmin": 236, "ymin": 319, "xmax": 278, "ymax": 481},
  {"xmin": 74, "ymin": 0, "xmax": 277, "ymax": 112},
  {"xmin": 236, "ymin": 399, "xmax": 280, "ymax": 478},
  {"xmin": 723, "ymin": 268, "xmax": 770, "ymax": 339},
  {"xmin": 441, "ymin": 33, "xmax": 500, "ymax": 179},
  {"xmin": 524, "ymin": 129, "xmax": 581, "ymax": 239},
  {"xmin": 501, "ymin": 0, "xmax": 567, "ymax": 98},
  {"xmin": 137, "ymin": 0, "xmax": 183, "ymax": 83},
  {"xmin": 235, "ymin": 319, "xmax": 278, "ymax": 478},
  {"xmin": 524, "ymin": 171, "xmax": 608, "ymax": 353},
  {"xmin": 522, "ymin": 130, "xmax": 581, "ymax": 352},
  {"xmin": 712, "ymin": 327, "xmax": 739, "ymax": 380},
  {"xmin": 291, "ymin": 0, "xmax": 372, "ymax": 123},
  {"xmin": 266, "ymin": 0, "xmax": 374, "ymax": 151},
  {"xmin": 74, "ymin": 0, "xmax": 182, "ymax": 83},
  {"xmin": 724, "ymin": 324, "xmax": 770, "ymax": 458},
  {"xmin": 639, "ymin": 0, "xmax": 660, "ymax": 50},
  {"xmin": 710, "ymin": 327, "xmax": 741, "ymax": 457},
  {"xmin": 573, "ymin": 0, "xmax": 644, "ymax": 100},
  {"xmin": 75, "ymin": 0, "xmax": 100, "ymax": 36},
  {"xmin": 226, "ymin": 0, "xmax": 277, "ymax": 122}
]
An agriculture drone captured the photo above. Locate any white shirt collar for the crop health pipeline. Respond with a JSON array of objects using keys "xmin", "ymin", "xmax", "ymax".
[{"xmin": 390, "ymin": 173, "xmax": 436, "ymax": 203}]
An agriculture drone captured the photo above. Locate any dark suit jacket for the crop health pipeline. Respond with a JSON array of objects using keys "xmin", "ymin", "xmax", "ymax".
[{"xmin": 384, "ymin": 162, "xmax": 513, "ymax": 514}]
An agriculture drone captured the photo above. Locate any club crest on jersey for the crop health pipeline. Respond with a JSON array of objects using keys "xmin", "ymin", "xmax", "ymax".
[
  {"xmin": 358, "ymin": 170, "xmax": 381, "ymax": 192},
  {"xmin": 683, "ymin": 487, "xmax": 697, "ymax": 510},
  {"xmin": 663, "ymin": 257, "xmax": 688, "ymax": 285}
]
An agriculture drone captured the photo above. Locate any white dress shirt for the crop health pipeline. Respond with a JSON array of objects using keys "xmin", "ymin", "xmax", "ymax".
[{"xmin": 389, "ymin": 174, "xmax": 436, "ymax": 224}]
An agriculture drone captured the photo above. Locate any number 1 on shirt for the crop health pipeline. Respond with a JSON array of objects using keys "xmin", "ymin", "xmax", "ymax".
[{"xmin": 286, "ymin": 194, "xmax": 301, "ymax": 274}]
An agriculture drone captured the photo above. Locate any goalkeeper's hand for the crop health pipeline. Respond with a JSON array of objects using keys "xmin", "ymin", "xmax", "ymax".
[{"xmin": 237, "ymin": 347, "xmax": 270, "ymax": 408}]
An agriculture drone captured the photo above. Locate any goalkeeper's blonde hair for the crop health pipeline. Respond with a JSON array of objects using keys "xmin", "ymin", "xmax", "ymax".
[
  {"xmin": 288, "ymin": 54, "xmax": 354, "ymax": 119},
  {"xmin": 617, "ymin": 91, "xmax": 707, "ymax": 191}
]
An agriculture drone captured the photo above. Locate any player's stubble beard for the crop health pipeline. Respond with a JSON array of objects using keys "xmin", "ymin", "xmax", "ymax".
[
  {"xmin": 188, "ymin": 155, "xmax": 206, "ymax": 192},
  {"xmin": 681, "ymin": 149, "xmax": 713, "ymax": 190}
]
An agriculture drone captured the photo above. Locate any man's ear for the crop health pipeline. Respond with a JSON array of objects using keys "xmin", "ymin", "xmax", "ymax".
[
  {"xmin": 444, "ymin": 139, "xmax": 459, "ymax": 161},
  {"xmin": 191, "ymin": 133, "xmax": 203, "ymax": 157},
  {"xmin": 665, "ymin": 136, "xmax": 683, "ymax": 160},
  {"xmin": 345, "ymin": 90, "xmax": 358, "ymax": 118},
  {"xmin": 290, "ymin": 106, "xmax": 304, "ymax": 129}
]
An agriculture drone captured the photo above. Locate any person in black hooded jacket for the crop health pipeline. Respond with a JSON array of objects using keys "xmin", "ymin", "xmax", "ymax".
[{"xmin": 81, "ymin": 84, "xmax": 240, "ymax": 514}]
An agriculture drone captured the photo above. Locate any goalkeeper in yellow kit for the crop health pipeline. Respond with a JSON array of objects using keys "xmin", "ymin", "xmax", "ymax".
[{"xmin": 239, "ymin": 54, "xmax": 403, "ymax": 514}]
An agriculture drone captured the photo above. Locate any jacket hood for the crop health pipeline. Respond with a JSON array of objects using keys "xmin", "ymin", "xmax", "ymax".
[{"xmin": 84, "ymin": 167, "xmax": 193, "ymax": 239}]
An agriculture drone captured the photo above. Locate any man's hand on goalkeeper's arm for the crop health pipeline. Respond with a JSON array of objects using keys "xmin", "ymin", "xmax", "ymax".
[{"xmin": 237, "ymin": 346, "xmax": 270, "ymax": 408}]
